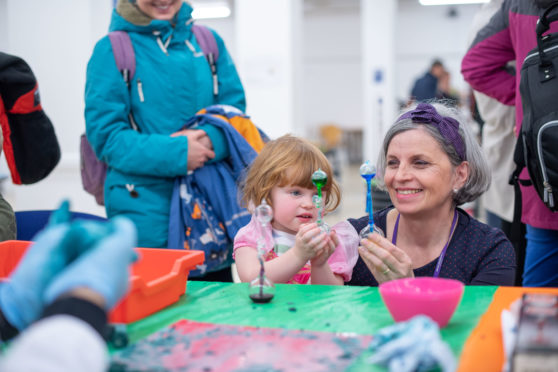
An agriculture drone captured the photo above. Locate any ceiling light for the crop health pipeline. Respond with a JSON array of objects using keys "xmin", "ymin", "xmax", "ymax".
[
  {"xmin": 419, "ymin": 0, "xmax": 489, "ymax": 5},
  {"xmin": 191, "ymin": 2, "xmax": 231, "ymax": 19}
]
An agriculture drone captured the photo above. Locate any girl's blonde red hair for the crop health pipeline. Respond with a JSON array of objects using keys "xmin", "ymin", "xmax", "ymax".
[{"xmin": 241, "ymin": 134, "xmax": 341, "ymax": 213}]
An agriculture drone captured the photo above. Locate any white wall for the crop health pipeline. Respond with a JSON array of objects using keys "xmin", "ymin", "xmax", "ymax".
[
  {"xmin": 0, "ymin": 0, "xmax": 484, "ymax": 214},
  {"xmin": 303, "ymin": 4, "xmax": 363, "ymax": 135},
  {"xmin": 1, "ymin": 0, "xmax": 111, "ymax": 215},
  {"xmin": 0, "ymin": 1, "xmax": 8, "ymax": 52},
  {"xmin": 395, "ymin": 1, "xmax": 481, "ymax": 104},
  {"xmin": 197, "ymin": 17, "xmax": 236, "ymax": 56},
  {"xmin": 235, "ymin": 0, "xmax": 304, "ymax": 139},
  {"xmin": 302, "ymin": 0, "xmax": 483, "ymax": 141}
]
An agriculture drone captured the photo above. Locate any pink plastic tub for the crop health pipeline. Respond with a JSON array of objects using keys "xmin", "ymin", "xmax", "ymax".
[{"xmin": 379, "ymin": 277, "xmax": 464, "ymax": 328}]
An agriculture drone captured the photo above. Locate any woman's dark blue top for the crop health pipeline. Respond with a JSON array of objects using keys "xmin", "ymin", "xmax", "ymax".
[{"xmin": 346, "ymin": 207, "xmax": 517, "ymax": 286}]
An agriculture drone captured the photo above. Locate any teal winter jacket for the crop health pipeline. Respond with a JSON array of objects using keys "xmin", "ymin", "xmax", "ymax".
[{"xmin": 84, "ymin": 3, "xmax": 246, "ymax": 247}]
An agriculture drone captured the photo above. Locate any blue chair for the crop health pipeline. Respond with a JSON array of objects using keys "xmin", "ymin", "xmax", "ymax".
[{"xmin": 15, "ymin": 210, "xmax": 107, "ymax": 241}]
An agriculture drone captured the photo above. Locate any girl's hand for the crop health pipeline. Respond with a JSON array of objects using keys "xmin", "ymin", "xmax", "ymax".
[
  {"xmin": 358, "ymin": 232, "xmax": 413, "ymax": 284},
  {"xmin": 293, "ymin": 223, "xmax": 331, "ymax": 262},
  {"xmin": 311, "ymin": 229, "xmax": 338, "ymax": 267}
]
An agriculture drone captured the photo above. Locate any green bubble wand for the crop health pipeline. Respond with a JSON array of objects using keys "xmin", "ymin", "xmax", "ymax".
[{"xmin": 312, "ymin": 168, "xmax": 330, "ymax": 232}]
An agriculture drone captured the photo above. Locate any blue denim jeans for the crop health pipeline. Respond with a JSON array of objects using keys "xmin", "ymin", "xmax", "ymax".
[{"xmin": 524, "ymin": 224, "xmax": 558, "ymax": 287}]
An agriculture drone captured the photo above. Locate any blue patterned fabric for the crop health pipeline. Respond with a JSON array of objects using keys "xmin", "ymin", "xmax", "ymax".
[{"xmin": 168, "ymin": 109, "xmax": 256, "ymax": 275}]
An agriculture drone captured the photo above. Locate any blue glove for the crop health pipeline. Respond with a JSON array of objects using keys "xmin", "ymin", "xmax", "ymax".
[
  {"xmin": 44, "ymin": 217, "xmax": 138, "ymax": 310},
  {"xmin": 0, "ymin": 200, "xmax": 113, "ymax": 330},
  {"xmin": 48, "ymin": 199, "xmax": 72, "ymax": 226},
  {"xmin": 0, "ymin": 224, "xmax": 70, "ymax": 330}
]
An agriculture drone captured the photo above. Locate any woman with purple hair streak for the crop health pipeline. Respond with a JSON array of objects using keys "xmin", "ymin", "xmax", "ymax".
[{"xmin": 346, "ymin": 102, "xmax": 516, "ymax": 287}]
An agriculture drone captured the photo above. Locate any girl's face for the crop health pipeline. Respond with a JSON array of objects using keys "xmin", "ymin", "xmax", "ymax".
[
  {"xmin": 135, "ymin": 0, "xmax": 182, "ymax": 21},
  {"xmin": 383, "ymin": 128, "xmax": 467, "ymax": 217},
  {"xmin": 269, "ymin": 183, "xmax": 319, "ymax": 235}
]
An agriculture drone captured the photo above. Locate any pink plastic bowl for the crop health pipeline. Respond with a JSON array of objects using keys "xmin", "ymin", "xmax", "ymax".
[{"xmin": 379, "ymin": 277, "xmax": 464, "ymax": 328}]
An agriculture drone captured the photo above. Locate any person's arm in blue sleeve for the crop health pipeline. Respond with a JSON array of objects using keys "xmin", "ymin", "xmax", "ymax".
[
  {"xmin": 85, "ymin": 37, "xmax": 197, "ymax": 177},
  {"xmin": 199, "ymin": 124, "xmax": 229, "ymax": 162}
]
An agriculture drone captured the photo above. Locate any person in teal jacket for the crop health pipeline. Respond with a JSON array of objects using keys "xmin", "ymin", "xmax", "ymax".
[{"xmin": 85, "ymin": 0, "xmax": 246, "ymax": 249}]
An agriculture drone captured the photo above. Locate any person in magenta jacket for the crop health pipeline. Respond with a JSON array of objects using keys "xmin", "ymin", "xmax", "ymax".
[{"xmin": 461, "ymin": 0, "xmax": 558, "ymax": 287}]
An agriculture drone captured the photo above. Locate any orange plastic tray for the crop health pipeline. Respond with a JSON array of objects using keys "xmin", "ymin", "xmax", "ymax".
[{"xmin": 0, "ymin": 240, "xmax": 205, "ymax": 323}]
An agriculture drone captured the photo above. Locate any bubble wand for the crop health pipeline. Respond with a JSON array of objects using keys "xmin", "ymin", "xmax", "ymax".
[
  {"xmin": 312, "ymin": 168, "xmax": 330, "ymax": 232},
  {"xmin": 248, "ymin": 200, "xmax": 275, "ymax": 303},
  {"xmin": 359, "ymin": 161, "xmax": 384, "ymax": 238}
]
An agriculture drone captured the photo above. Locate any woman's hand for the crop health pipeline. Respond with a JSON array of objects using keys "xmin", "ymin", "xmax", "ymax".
[
  {"xmin": 171, "ymin": 129, "xmax": 215, "ymax": 170},
  {"xmin": 359, "ymin": 232, "xmax": 414, "ymax": 284},
  {"xmin": 293, "ymin": 223, "xmax": 332, "ymax": 263}
]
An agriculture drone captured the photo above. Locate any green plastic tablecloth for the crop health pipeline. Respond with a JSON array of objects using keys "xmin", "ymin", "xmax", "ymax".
[{"xmin": 121, "ymin": 282, "xmax": 497, "ymax": 370}]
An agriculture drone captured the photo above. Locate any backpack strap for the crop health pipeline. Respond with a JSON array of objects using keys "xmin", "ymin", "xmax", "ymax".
[
  {"xmin": 108, "ymin": 31, "xmax": 138, "ymax": 131},
  {"xmin": 509, "ymin": 134, "xmax": 529, "ymax": 285},
  {"xmin": 108, "ymin": 31, "xmax": 136, "ymax": 86},
  {"xmin": 510, "ymin": 134, "xmax": 526, "ymax": 237},
  {"xmin": 192, "ymin": 24, "xmax": 219, "ymax": 97}
]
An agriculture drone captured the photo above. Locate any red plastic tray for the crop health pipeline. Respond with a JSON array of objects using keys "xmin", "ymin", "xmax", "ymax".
[{"xmin": 0, "ymin": 240, "xmax": 204, "ymax": 323}]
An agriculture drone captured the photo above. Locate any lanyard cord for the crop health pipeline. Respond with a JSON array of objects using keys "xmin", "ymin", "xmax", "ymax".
[{"xmin": 392, "ymin": 209, "xmax": 459, "ymax": 278}]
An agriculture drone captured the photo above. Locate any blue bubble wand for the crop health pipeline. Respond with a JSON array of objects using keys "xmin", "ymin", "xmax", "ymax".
[{"xmin": 359, "ymin": 161, "xmax": 384, "ymax": 238}]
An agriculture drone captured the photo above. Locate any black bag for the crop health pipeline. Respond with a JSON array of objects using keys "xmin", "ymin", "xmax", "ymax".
[
  {"xmin": 511, "ymin": 3, "xmax": 558, "ymax": 213},
  {"xmin": 0, "ymin": 52, "xmax": 60, "ymax": 184}
]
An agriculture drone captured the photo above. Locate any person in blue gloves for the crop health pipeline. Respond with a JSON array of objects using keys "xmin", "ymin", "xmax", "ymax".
[{"xmin": 0, "ymin": 203, "xmax": 137, "ymax": 372}]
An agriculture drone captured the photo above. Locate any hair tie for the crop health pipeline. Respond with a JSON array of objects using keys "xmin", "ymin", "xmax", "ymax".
[{"xmin": 398, "ymin": 103, "xmax": 466, "ymax": 161}]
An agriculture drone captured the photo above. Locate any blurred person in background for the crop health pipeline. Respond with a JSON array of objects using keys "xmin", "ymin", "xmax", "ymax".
[{"xmin": 410, "ymin": 59, "xmax": 446, "ymax": 102}]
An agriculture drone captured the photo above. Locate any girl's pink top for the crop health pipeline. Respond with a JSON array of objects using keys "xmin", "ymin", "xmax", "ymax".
[{"xmin": 233, "ymin": 215, "xmax": 360, "ymax": 284}]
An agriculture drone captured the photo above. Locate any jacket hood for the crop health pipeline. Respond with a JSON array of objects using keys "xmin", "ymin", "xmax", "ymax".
[{"xmin": 109, "ymin": 1, "xmax": 194, "ymax": 36}]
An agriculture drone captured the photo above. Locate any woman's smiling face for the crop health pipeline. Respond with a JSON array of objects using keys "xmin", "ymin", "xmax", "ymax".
[
  {"xmin": 383, "ymin": 127, "xmax": 466, "ymax": 217},
  {"xmin": 135, "ymin": 0, "xmax": 182, "ymax": 21}
]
